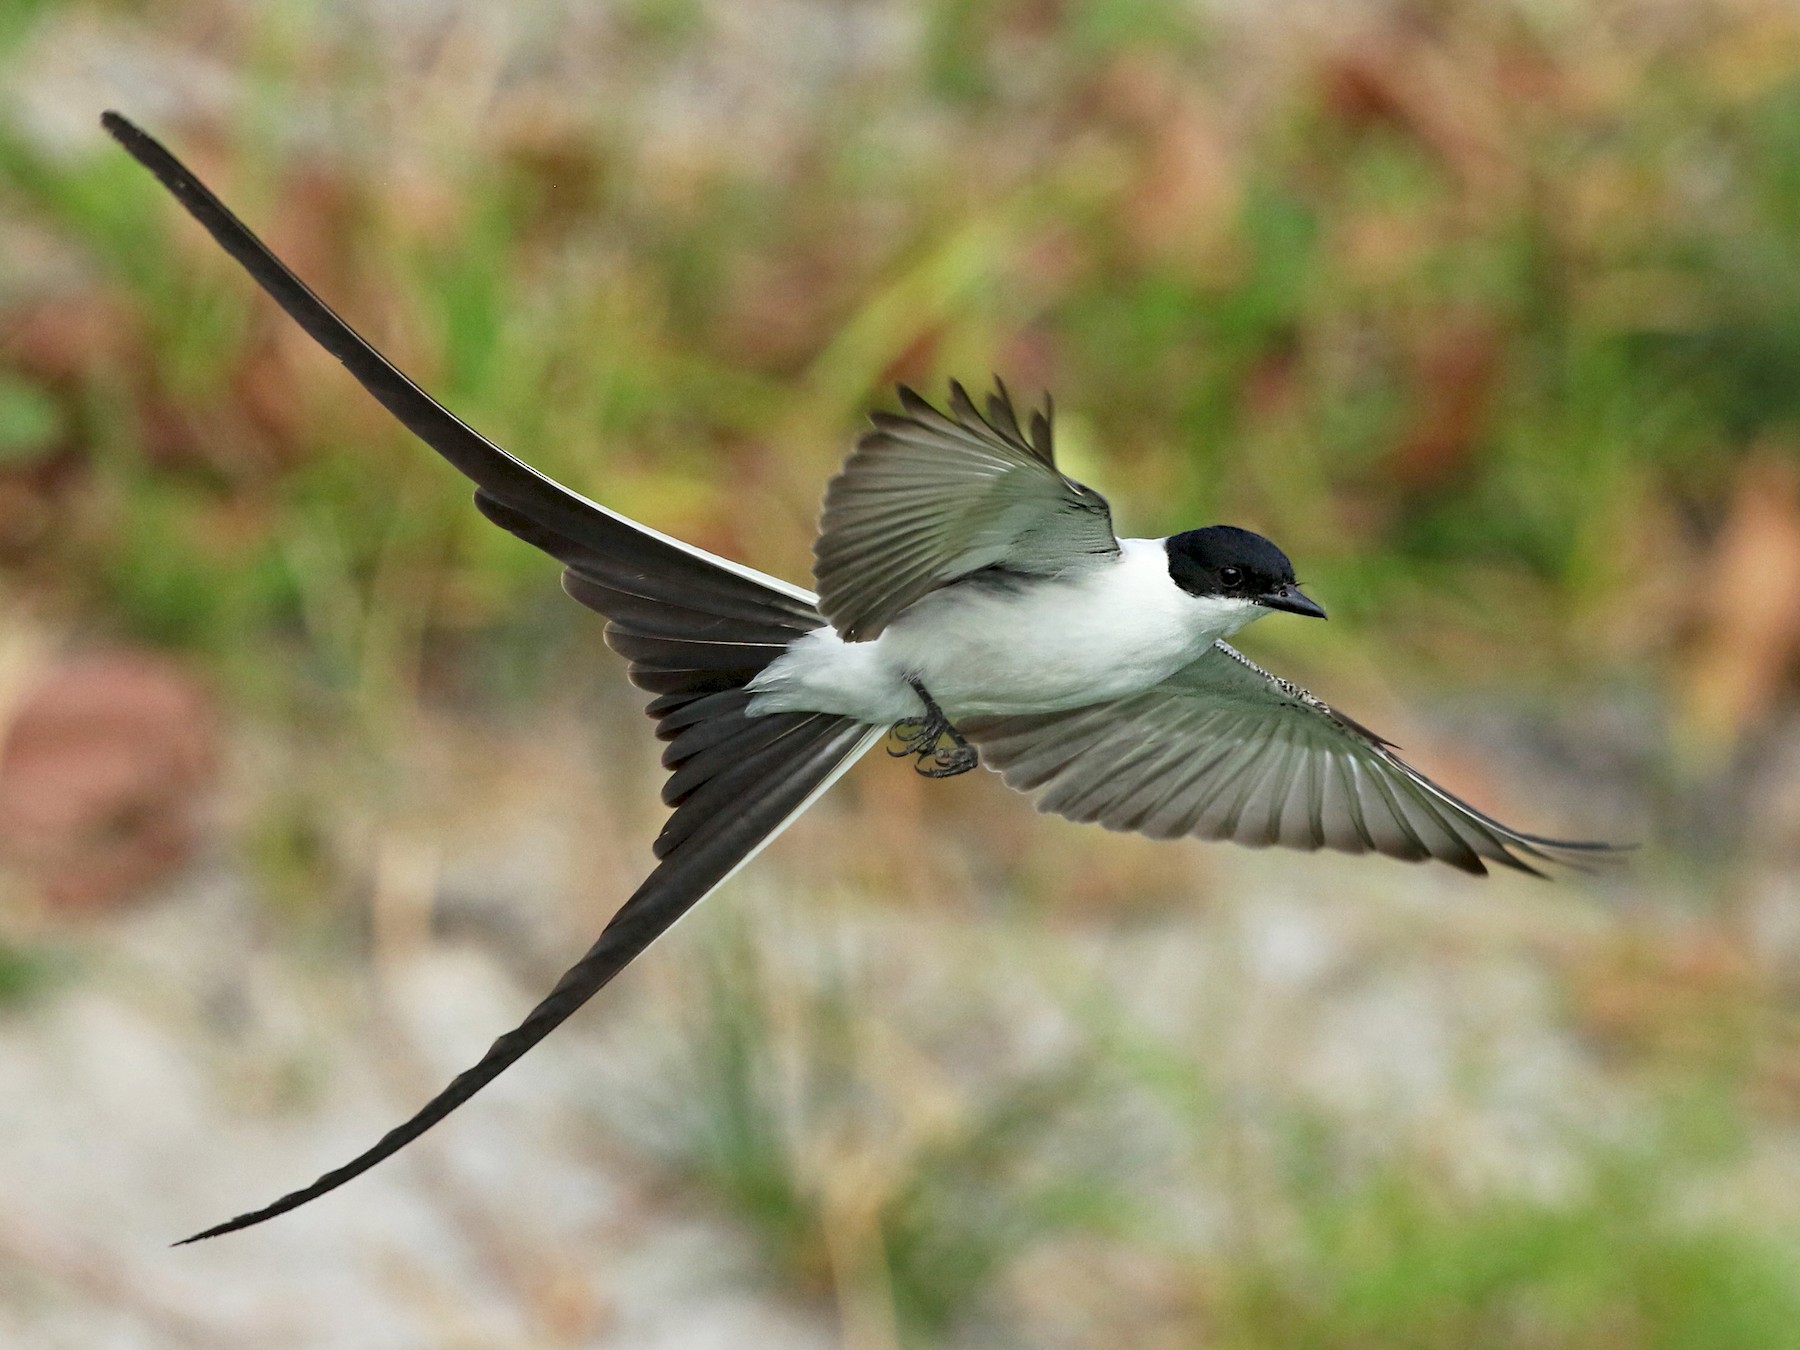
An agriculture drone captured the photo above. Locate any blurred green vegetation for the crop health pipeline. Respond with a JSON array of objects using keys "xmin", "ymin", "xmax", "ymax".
[
  {"xmin": 630, "ymin": 907, "xmax": 1125, "ymax": 1341},
  {"xmin": 3, "ymin": 0, "xmax": 1796, "ymax": 712},
  {"xmin": 1213, "ymin": 1152, "xmax": 1800, "ymax": 1350},
  {"xmin": 3, "ymin": 0, "xmax": 1800, "ymax": 1345},
  {"xmin": 612, "ymin": 892, "xmax": 1800, "ymax": 1348}
]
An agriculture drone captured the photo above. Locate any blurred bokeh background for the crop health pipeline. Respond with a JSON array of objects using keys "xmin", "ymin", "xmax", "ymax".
[{"xmin": 2, "ymin": 0, "xmax": 1798, "ymax": 1345}]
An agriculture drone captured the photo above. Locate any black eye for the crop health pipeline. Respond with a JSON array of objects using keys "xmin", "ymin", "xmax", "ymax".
[{"xmin": 1219, "ymin": 566, "xmax": 1243, "ymax": 587}]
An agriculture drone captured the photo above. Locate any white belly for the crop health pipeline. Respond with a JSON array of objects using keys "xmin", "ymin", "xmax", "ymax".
[{"xmin": 747, "ymin": 538, "xmax": 1260, "ymax": 724}]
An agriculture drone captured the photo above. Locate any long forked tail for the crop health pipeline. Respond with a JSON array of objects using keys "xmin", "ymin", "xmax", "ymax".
[
  {"xmin": 98, "ymin": 112, "xmax": 883, "ymax": 1242},
  {"xmin": 181, "ymin": 506, "xmax": 881, "ymax": 1243},
  {"xmin": 183, "ymin": 708, "xmax": 878, "ymax": 1243}
]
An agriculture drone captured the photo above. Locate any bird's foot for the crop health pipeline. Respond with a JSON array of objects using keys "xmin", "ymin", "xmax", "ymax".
[
  {"xmin": 887, "ymin": 720, "xmax": 980, "ymax": 777},
  {"xmin": 888, "ymin": 680, "xmax": 979, "ymax": 779}
]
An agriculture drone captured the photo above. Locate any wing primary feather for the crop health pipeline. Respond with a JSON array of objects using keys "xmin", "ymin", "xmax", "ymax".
[
  {"xmin": 1297, "ymin": 739, "xmax": 1327, "ymax": 850},
  {"xmin": 1105, "ymin": 731, "xmax": 1215, "ymax": 832},
  {"xmin": 968, "ymin": 641, "xmax": 1614, "ymax": 873},
  {"xmin": 1331, "ymin": 752, "xmax": 1380, "ymax": 855},
  {"xmin": 1356, "ymin": 757, "xmax": 1439, "ymax": 865},
  {"xmin": 986, "ymin": 378, "xmax": 1025, "ymax": 446},
  {"xmin": 1184, "ymin": 720, "xmax": 1278, "ymax": 837},
  {"xmin": 1148, "ymin": 717, "xmax": 1262, "ymax": 838},
  {"xmin": 1030, "ymin": 396, "xmax": 1054, "ymax": 463},
  {"xmin": 1254, "ymin": 723, "xmax": 1302, "ymax": 848},
  {"xmin": 947, "ymin": 379, "xmax": 983, "ymax": 429},
  {"xmin": 1089, "ymin": 717, "xmax": 1211, "ymax": 829},
  {"xmin": 1394, "ymin": 778, "xmax": 1487, "ymax": 874},
  {"xmin": 1210, "ymin": 731, "xmax": 1284, "ymax": 845},
  {"xmin": 1115, "ymin": 719, "xmax": 1223, "ymax": 837}
]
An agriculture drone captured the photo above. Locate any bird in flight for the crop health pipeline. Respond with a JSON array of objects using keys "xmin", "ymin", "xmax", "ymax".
[{"xmin": 103, "ymin": 112, "xmax": 1614, "ymax": 1243}]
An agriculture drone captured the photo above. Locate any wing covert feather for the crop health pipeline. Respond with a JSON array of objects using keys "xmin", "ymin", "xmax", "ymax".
[{"xmin": 814, "ymin": 381, "xmax": 1117, "ymax": 640}]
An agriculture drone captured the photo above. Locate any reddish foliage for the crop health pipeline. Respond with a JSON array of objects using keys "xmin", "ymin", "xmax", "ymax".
[
  {"xmin": 1683, "ymin": 455, "xmax": 1800, "ymax": 745},
  {"xmin": 1389, "ymin": 316, "xmax": 1506, "ymax": 490},
  {"xmin": 0, "ymin": 651, "xmax": 218, "ymax": 912}
]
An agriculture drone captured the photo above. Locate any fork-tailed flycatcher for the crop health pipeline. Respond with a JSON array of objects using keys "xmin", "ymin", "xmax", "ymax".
[{"xmin": 101, "ymin": 112, "xmax": 1615, "ymax": 1243}]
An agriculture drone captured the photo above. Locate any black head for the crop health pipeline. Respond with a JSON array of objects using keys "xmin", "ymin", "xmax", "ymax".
[{"xmin": 1165, "ymin": 526, "xmax": 1326, "ymax": 619}]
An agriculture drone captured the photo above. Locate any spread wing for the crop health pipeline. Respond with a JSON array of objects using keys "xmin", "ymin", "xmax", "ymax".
[
  {"xmin": 813, "ymin": 381, "xmax": 1119, "ymax": 641},
  {"xmin": 961, "ymin": 642, "xmax": 1618, "ymax": 876}
]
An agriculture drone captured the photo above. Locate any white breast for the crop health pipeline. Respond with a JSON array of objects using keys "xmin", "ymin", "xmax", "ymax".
[{"xmin": 749, "ymin": 538, "xmax": 1264, "ymax": 723}]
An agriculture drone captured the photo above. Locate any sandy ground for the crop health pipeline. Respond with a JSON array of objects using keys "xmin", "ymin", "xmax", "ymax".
[{"xmin": 0, "ymin": 709, "xmax": 1721, "ymax": 1348}]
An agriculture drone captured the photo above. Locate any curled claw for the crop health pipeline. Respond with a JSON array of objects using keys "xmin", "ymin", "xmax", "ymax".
[
  {"xmin": 918, "ymin": 741, "xmax": 979, "ymax": 778},
  {"xmin": 887, "ymin": 718, "xmax": 930, "ymax": 757}
]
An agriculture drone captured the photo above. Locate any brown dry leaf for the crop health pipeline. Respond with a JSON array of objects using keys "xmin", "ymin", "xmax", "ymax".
[
  {"xmin": 1387, "ymin": 314, "xmax": 1505, "ymax": 491},
  {"xmin": 723, "ymin": 250, "xmax": 852, "ymax": 369},
  {"xmin": 1093, "ymin": 55, "xmax": 1240, "ymax": 266},
  {"xmin": 2, "ymin": 292, "xmax": 139, "ymax": 379},
  {"xmin": 1317, "ymin": 28, "xmax": 1524, "ymax": 210},
  {"xmin": 1242, "ymin": 340, "xmax": 1302, "ymax": 423},
  {"xmin": 1702, "ymin": 9, "xmax": 1800, "ymax": 103},
  {"xmin": 0, "ymin": 650, "xmax": 218, "ymax": 913},
  {"xmin": 0, "ymin": 296, "xmax": 129, "ymax": 552},
  {"xmin": 1130, "ymin": 94, "xmax": 1237, "ymax": 262},
  {"xmin": 1572, "ymin": 926, "xmax": 1761, "ymax": 1054},
  {"xmin": 1566, "ymin": 923, "xmax": 1800, "ymax": 1112},
  {"xmin": 1680, "ymin": 453, "xmax": 1800, "ymax": 752}
]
